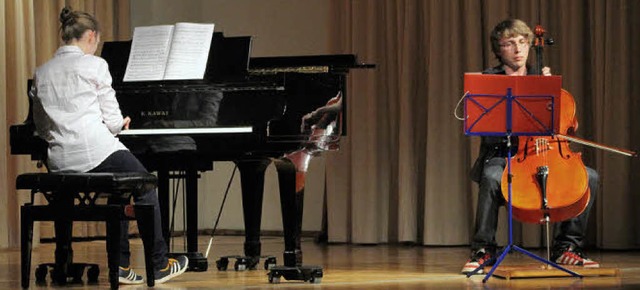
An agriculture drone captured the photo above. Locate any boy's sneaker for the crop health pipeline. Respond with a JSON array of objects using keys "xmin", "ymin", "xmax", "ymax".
[
  {"xmin": 461, "ymin": 248, "xmax": 496, "ymax": 274},
  {"xmin": 552, "ymin": 245, "xmax": 599, "ymax": 268},
  {"xmin": 155, "ymin": 255, "xmax": 189, "ymax": 284},
  {"xmin": 119, "ymin": 266, "xmax": 144, "ymax": 285}
]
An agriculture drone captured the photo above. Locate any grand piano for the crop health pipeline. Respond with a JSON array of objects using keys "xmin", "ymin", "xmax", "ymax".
[{"xmin": 10, "ymin": 31, "xmax": 373, "ymax": 283}]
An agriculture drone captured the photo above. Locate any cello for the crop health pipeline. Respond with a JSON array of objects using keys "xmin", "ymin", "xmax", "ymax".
[
  {"xmin": 500, "ymin": 26, "xmax": 637, "ymax": 225},
  {"xmin": 500, "ymin": 25, "xmax": 590, "ymax": 225}
]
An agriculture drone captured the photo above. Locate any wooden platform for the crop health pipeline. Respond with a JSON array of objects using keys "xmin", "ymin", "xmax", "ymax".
[{"xmin": 490, "ymin": 265, "xmax": 619, "ymax": 280}]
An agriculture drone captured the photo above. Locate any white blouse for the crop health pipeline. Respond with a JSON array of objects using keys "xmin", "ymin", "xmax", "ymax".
[{"xmin": 31, "ymin": 45, "xmax": 127, "ymax": 172}]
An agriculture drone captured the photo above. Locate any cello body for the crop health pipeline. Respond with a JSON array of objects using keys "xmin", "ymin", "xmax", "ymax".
[{"xmin": 500, "ymin": 89, "xmax": 590, "ymax": 224}]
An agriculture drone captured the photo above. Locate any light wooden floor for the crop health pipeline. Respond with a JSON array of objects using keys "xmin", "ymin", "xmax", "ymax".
[{"xmin": 8, "ymin": 235, "xmax": 640, "ymax": 289}]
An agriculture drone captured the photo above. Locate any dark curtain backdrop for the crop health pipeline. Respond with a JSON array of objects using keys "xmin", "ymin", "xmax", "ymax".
[{"xmin": 325, "ymin": 0, "xmax": 640, "ymax": 250}]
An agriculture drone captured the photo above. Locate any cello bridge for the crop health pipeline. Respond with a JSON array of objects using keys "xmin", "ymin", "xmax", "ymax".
[{"xmin": 534, "ymin": 138, "xmax": 552, "ymax": 155}]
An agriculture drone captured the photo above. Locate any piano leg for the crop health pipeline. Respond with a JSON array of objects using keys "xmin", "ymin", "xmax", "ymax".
[
  {"xmin": 275, "ymin": 158, "xmax": 302, "ymax": 265},
  {"xmin": 232, "ymin": 159, "xmax": 271, "ymax": 270},
  {"xmin": 157, "ymin": 170, "xmax": 171, "ymax": 248},
  {"xmin": 268, "ymin": 155, "xmax": 323, "ymax": 284},
  {"xmin": 185, "ymin": 168, "xmax": 199, "ymax": 254},
  {"xmin": 157, "ymin": 159, "xmax": 209, "ymax": 272}
]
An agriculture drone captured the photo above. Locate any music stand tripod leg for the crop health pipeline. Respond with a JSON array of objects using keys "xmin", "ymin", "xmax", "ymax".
[{"xmin": 482, "ymin": 244, "xmax": 512, "ymax": 282}]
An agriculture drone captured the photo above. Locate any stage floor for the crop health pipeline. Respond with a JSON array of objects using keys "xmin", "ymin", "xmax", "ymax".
[{"xmin": 7, "ymin": 235, "xmax": 640, "ymax": 289}]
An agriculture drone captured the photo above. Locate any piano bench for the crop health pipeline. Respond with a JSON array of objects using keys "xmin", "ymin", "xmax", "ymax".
[{"xmin": 16, "ymin": 172, "xmax": 158, "ymax": 289}]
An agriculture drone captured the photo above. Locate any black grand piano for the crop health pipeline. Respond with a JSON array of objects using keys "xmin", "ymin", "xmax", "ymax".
[{"xmin": 10, "ymin": 31, "xmax": 373, "ymax": 283}]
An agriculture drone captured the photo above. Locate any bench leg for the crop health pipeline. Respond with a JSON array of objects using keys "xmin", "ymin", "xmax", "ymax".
[
  {"xmin": 105, "ymin": 218, "xmax": 121, "ymax": 290},
  {"xmin": 135, "ymin": 204, "xmax": 156, "ymax": 287},
  {"xmin": 21, "ymin": 205, "xmax": 34, "ymax": 288},
  {"xmin": 53, "ymin": 218, "xmax": 73, "ymax": 285}
]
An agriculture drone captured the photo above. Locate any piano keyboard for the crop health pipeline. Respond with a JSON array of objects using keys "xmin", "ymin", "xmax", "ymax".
[{"xmin": 118, "ymin": 126, "xmax": 253, "ymax": 136}]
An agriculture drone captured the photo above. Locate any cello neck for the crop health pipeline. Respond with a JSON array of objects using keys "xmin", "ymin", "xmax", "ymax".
[{"xmin": 533, "ymin": 25, "xmax": 546, "ymax": 75}]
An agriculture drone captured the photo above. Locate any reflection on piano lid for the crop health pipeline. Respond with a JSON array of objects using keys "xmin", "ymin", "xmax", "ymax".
[{"xmin": 118, "ymin": 126, "xmax": 252, "ymax": 136}]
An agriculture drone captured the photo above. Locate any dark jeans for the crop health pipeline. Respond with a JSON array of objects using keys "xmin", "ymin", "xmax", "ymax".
[
  {"xmin": 88, "ymin": 150, "xmax": 168, "ymax": 270},
  {"xmin": 471, "ymin": 157, "xmax": 598, "ymax": 252}
]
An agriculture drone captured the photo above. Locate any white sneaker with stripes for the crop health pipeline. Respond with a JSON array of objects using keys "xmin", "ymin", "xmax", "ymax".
[
  {"xmin": 155, "ymin": 255, "xmax": 189, "ymax": 284},
  {"xmin": 118, "ymin": 266, "xmax": 144, "ymax": 285},
  {"xmin": 553, "ymin": 247, "xmax": 599, "ymax": 268}
]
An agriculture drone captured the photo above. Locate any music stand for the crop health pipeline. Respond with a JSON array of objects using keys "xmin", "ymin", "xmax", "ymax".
[{"xmin": 463, "ymin": 74, "xmax": 582, "ymax": 282}]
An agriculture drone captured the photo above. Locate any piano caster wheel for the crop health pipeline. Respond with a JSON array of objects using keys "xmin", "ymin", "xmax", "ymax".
[
  {"xmin": 309, "ymin": 276, "xmax": 322, "ymax": 284},
  {"xmin": 35, "ymin": 265, "xmax": 48, "ymax": 284},
  {"xmin": 69, "ymin": 264, "xmax": 84, "ymax": 283},
  {"xmin": 234, "ymin": 258, "xmax": 249, "ymax": 271},
  {"xmin": 86, "ymin": 265, "xmax": 100, "ymax": 283},
  {"xmin": 268, "ymin": 265, "xmax": 323, "ymax": 283},
  {"xmin": 268, "ymin": 273, "xmax": 281, "ymax": 284},
  {"xmin": 216, "ymin": 257, "xmax": 229, "ymax": 271},
  {"xmin": 264, "ymin": 257, "xmax": 277, "ymax": 270},
  {"xmin": 51, "ymin": 267, "xmax": 67, "ymax": 285},
  {"xmin": 247, "ymin": 256, "xmax": 260, "ymax": 270}
]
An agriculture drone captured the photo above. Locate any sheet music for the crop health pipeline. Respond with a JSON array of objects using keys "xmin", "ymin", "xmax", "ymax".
[
  {"xmin": 123, "ymin": 25, "xmax": 174, "ymax": 81},
  {"xmin": 163, "ymin": 22, "xmax": 215, "ymax": 80}
]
